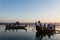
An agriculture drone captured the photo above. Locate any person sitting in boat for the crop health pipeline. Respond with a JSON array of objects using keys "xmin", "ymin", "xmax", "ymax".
[
  {"xmin": 47, "ymin": 23, "xmax": 52, "ymax": 29},
  {"xmin": 43, "ymin": 24, "xmax": 46, "ymax": 30}
]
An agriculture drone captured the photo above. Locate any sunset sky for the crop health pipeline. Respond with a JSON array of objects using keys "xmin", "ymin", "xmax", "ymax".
[{"xmin": 0, "ymin": 0, "xmax": 60, "ymax": 23}]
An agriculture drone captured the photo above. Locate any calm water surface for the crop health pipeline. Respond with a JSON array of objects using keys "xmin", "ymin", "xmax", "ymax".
[{"xmin": 0, "ymin": 25, "xmax": 60, "ymax": 40}]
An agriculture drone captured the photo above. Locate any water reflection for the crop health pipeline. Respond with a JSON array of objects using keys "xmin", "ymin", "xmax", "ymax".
[
  {"xmin": 4, "ymin": 25, "xmax": 60, "ymax": 40},
  {"xmin": 35, "ymin": 30, "xmax": 56, "ymax": 40},
  {"xmin": 0, "ymin": 25, "xmax": 60, "ymax": 40}
]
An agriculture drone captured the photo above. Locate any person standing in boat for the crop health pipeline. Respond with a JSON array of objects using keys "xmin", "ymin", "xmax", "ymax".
[
  {"xmin": 36, "ymin": 21, "xmax": 42, "ymax": 31},
  {"xmin": 36, "ymin": 21, "xmax": 41, "ymax": 26}
]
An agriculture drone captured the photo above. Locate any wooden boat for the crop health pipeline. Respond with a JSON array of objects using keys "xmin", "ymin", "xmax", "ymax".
[
  {"xmin": 6, "ymin": 24, "xmax": 27, "ymax": 29},
  {"xmin": 35, "ymin": 21, "xmax": 55, "ymax": 32},
  {"xmin": 5, "ymin": 22, "xmax": 27, "ymax": 29},
  {"xmin": 5, "ymin": 26, "xmax": 27, "ymax": 32},
  {"xmin": 5, "ymin": 21, "xmax": 27, "ymax": 28},
  {"xmin": 36, "ymin": 25, "xmax": 55, "ymax": 32},
  {"xmin": 5, "ymin": 26, "xmax": 27, "ymax": 30}
]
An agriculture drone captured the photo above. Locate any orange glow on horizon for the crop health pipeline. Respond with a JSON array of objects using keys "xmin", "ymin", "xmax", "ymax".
[{"xmin": 0, "ymin": 17, "xmax": 60, "ymax": 23}]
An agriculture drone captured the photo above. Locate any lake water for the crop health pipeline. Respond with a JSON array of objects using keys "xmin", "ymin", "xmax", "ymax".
[{"xmin": 0, "ymin": 25, "xmax": 60, "ymax": 40}]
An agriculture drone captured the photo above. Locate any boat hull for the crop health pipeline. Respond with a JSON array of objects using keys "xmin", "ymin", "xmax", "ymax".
[
  {"xmin": 36, "ymin": 26, "xmax": 55, "ymax": 32},
  {"xmin": 5, "ymin": 24, "xmax": 27, "ymax": 29}
]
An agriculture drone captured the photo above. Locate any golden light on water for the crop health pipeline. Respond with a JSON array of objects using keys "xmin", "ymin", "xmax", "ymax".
[{"xmin": 55, "ymin": 26, "xmax": 60, "ymax": 30}]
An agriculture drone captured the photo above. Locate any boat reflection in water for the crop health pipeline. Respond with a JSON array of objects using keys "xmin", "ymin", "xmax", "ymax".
[{"xmin": 35, "ymin": 30, "xmax": 56, "ymax": 40}]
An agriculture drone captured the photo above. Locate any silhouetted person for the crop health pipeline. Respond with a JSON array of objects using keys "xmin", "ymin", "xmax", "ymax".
[
  {"xmin": 36, "ymin": 21, "xmax": 42, "ymax": 31},
  {"xmin": 47, "ymin": 24, "xmax": 52, "ymax": 29},
  {"xmin": 44, "ymin": 24, "xmax": 46, "ymax": 27},
  {"xmin": 16, "ymin": 21, "xmax": 20, "ymax": 26},
  {"xmin": 43, "ymin": 24, "xmax": 46, "ymax": 30}
]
